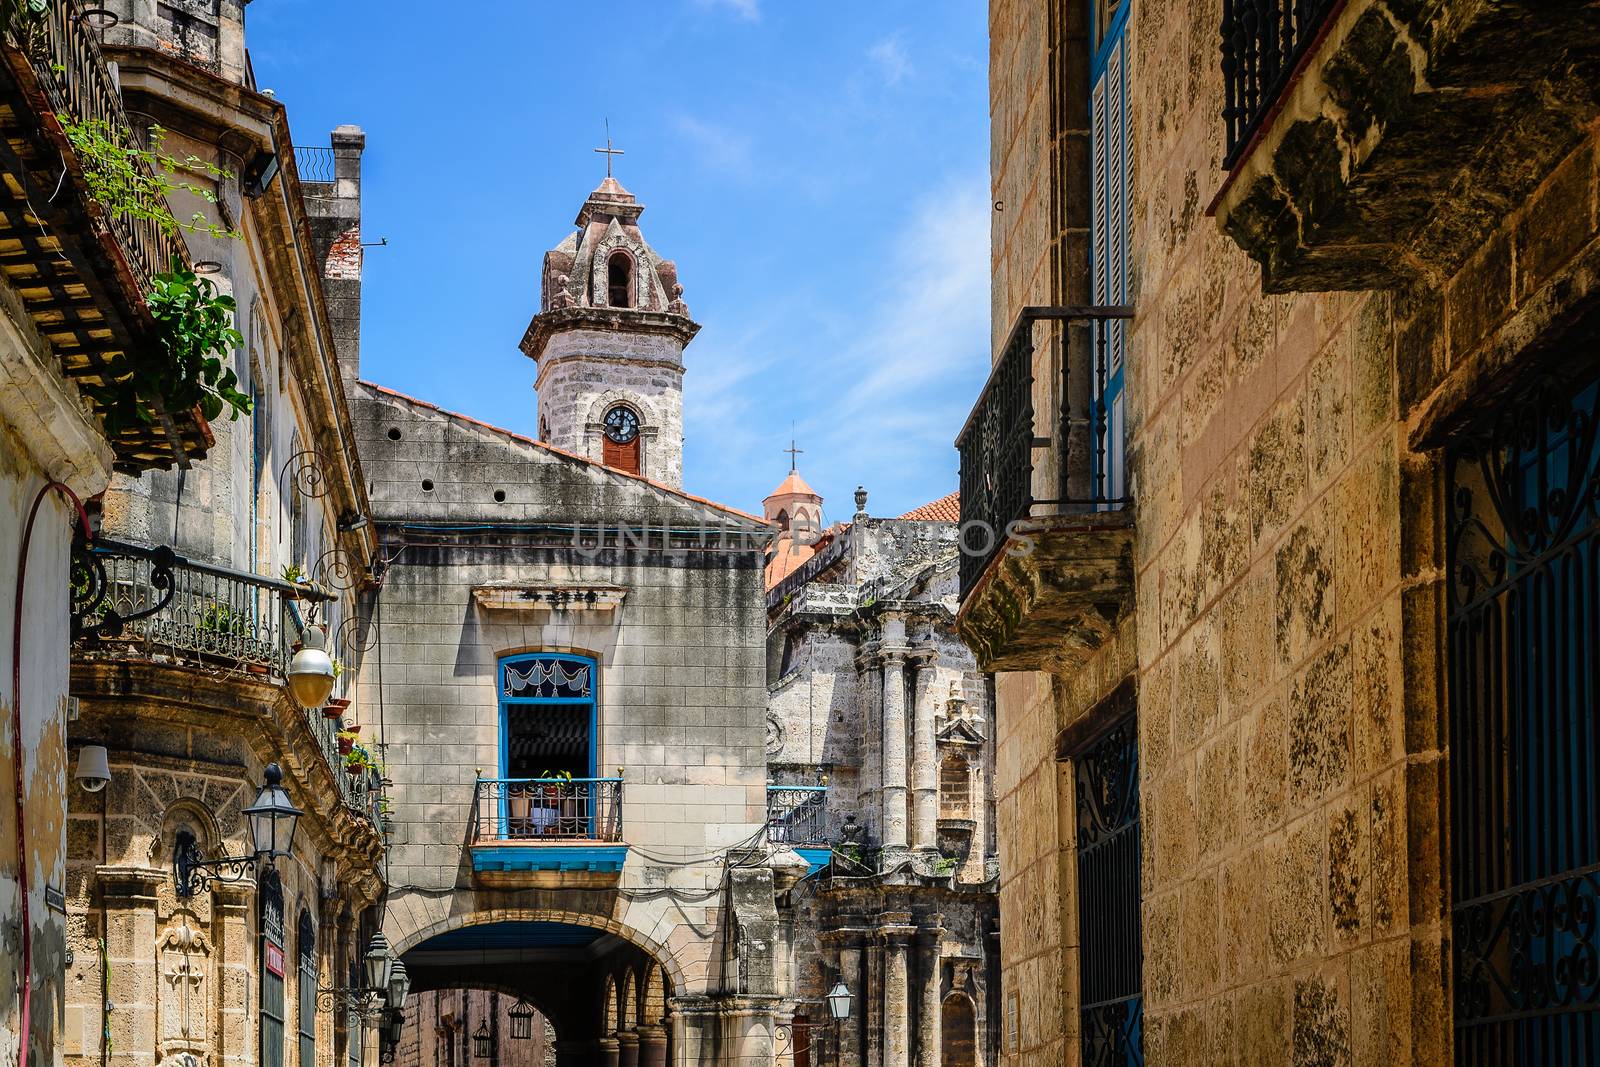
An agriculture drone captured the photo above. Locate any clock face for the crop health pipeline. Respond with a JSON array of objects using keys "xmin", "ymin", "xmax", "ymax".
[{"xmin": 604, "ymin": 406, "xmax": 639, "ymax": 444}]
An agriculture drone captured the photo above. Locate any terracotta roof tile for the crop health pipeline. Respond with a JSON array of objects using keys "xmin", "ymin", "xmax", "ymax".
[{"xmin": 898, "ymin": 491, "xmax": 960, "ymax": 522}]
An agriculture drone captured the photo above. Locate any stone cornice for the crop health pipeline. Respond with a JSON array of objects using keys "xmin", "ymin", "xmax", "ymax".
[{"xmin": 521, "ymin": 305, "xmax": 701, "ymax": 362}]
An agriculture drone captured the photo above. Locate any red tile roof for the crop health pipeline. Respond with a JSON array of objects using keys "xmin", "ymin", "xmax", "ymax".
[{"xmin": 898, "ymin": 491, "xmax": 959, "ymax": 522}]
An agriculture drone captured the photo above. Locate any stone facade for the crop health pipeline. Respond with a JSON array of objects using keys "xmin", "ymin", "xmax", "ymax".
[
  {"xmin": 391, "ymin": 988, "xmax": 554, "ymax": 1067},
  {"xmin": 765, "ymin": 485, "xmax": 999, "ymax": 1067},
  {"xmin": 978, "ymin": 1, "xmax": 1600, "ymax": 1066}
]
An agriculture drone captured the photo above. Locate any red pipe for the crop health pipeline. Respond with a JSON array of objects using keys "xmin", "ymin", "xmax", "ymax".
[{"xmin": 11, "ymin": 481, "xmax": 91, "ymax": 1067}]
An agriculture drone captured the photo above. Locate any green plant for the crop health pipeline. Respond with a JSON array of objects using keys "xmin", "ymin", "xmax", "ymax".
[
  {"xmin": 933, "ymin": 856, "xmax": 958, "ymax": 875},
  {"xmin": 344, "ymin": 743, "xmax": 375, "ymax": 772},
  {"xmin": 197, "ymin": 601, "xmax": 246, "ymax": 635},
  {"xmin": 86, "ymin": 261, "xmax": 251, "ymax": 432},
  {"xmin": 280, "ymin": 563, "xmax": 306, "ymax": 584},
  {"xmin": 59, "ymin": 117, "xmax": 239, "ymax": 241},
  {"xmin": 331, "ymin": 656, "xmax": 344, "ymax": 680},
  {"xmin": 2, "ymin": 1, "xmax": 49, "ymax": 54}
]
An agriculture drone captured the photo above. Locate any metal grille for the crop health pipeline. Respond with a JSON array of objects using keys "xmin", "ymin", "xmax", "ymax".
[
  {"xmin": 1219, "ymin": 0, "xmax": 1340, "ymax": 167},
  {"xmin": 767, "ymin": 786, "xmax": 827, "ymax": 845},
  {"xmin": 1447, "ymin": 371, "xmax": 1600, "ymax": 1065},
  {"xmin": 956, "ymin": 306, "xmax": 1134, "ymax": 598},
  {"xmin": 294, "ymin": 145, "xmax": 337, "ymax": 184},
  {"xmin": 1074, "ymin": 714, "xmax": 1143, "ymax": 1067},
  {"xmin": 473, "ymin": 778, "xmax": 623, "ymax": 842}
]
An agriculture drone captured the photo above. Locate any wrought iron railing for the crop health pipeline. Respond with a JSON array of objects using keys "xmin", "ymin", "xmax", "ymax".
[
  {"xmin": 1219, "ymin": 0, "xmax": 1340, "ymax": 168},
  {"xmin": 767, "ymin": 785, "xmax": 827, "ymax": 846},
  {"xmin": 956, "ymin": 306, "xmax": 1134, "ymax": 598},
  {"xmin": 10, "ymin": 0, "xmax": 191, "ymax": 292},
  {"xmin": 472, "ymin": 778, "xmax": 624, "ymax": 843},
  {"xmin": 293, "ymin": 145, "xmax": 336, "ymax": 184},
  {"xmin": 71, "ymin": 537, "xmax": 374, "ymax": 815}
]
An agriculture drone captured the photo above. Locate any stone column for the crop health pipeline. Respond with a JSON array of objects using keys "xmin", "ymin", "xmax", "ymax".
[
  {"xmin": 909, "ymin": 650, "xmax": 940, "ymax": 854},
  {"xmin": 825, "ymin": 924, "xmax": 868, "ymax": 1067},
  {"xmin": 855, "ymin": 649, "xmax": 883, "ymax": 841},
  {"xmin": 97, "ymin": 867, "xmax": 162, "ymax": 1067},
  {"xmin": 879, "ymin": 647, "xmax": 910, "ymax": 860},
  {"xmin": 597, "ymin": 1035, "xmax": 621, "ymax": 1067},
  {"xmin": 637, "ymin": 1024, "xmax": 668, "ymax": 1067},
  {"xmin": 617, "ymin": 1029, "xmax": 640, "ymax": 1067},
  {"xmin": 916, "ymin": 919, "xmax": 944, "ymax": 1067},
  {"xmin": 212, "ymin": 880, "xmax": 256, "ymax": 1067},
  {"xmin": 878, "ymin": 916, "xmax": 916, "ymax": 1067}
]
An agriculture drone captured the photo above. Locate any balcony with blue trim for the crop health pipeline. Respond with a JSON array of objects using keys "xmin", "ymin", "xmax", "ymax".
[
  {"xmin": 470, "ymin": 776, "xmax": 626, "ymax": 888},
  {"xmin": 767, "ymin": 784, "xmax": 831, "ymax": 875}
]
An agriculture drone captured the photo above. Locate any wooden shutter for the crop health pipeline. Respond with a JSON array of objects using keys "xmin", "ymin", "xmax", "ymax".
[
  {"xmin": 1090, "ymin": 2, "xmax": 1130, "ymax": 501},
  {"xmin": 603, "ymin": 434, "xmax": 641, "ymax": 475}
]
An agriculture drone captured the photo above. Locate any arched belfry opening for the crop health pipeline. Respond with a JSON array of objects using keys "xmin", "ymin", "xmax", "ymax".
[
  {"xmin": 399, "ymin": 919, "xmax": 674, "ymax": 1067},
  {"xmin": 607, "ymin": 252, "xmax": 632, "ymax": 308}
]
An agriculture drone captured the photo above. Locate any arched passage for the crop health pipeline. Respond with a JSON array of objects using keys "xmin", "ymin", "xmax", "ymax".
[
  {"xmin": 399, "ymin": 918, "xmax": 676, "ymax": 1067},
  {"xmin": 941, "ymin": 992, "xmax": 977, "ymax": 1067}
]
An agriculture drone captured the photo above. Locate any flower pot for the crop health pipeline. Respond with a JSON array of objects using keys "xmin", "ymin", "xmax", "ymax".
[
  {"xmin": 326, "ymin": 697, "xmax": 351, "ymax": 712},
  {"xmin": 345, "ymin": 764, "xmax": 362, "ymax": 778},
  {"xmin": 379, "ymin": 816, "xmax": 394, "ymax": 835},
  {"xmin": 321, "ymin": 706, "xmax": 343, "ymax": 720},
  {"xmin": 337, "ymin": 736, "xmax": 354, "ymax": 756},
  {"xmin": 245, "ymin": 662, "xmax": 270, "ymax": 676}
]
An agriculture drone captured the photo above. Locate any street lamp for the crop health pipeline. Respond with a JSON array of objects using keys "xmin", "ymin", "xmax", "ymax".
[
  {"xmin": 508, "ymin": 999, "xmax": 536, "ymax": 1040},
  {"xmin": 472, "ymin": 1018, "xmax": 494, "ymax": 1059},
  {"xmin": 386, "ymin": 958, "xmax": 411, "ymax": 1011},
  {"xmin": 826, "ymin": 980, "xmax": 854, "ymax": 1021},
  {"xmin": 173, "ymin": 764, "xmax": 303, "ymax": 896},
  {"xmin": 364, "ymin": 933, "xmax": 394, "ymax": 994},
  {"xmin": 287, "ymin": 624, "xmax": 337, "ymax": 709}
]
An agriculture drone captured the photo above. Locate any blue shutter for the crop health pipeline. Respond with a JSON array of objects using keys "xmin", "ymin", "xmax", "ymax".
[{"xmin": 1091, "ymin": 1, "xmax": 1131, "ymax": 502}]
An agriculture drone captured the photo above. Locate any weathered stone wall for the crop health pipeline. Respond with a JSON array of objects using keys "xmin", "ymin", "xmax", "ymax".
[{"xmin": 987, "ymin": 0, "xmax": 1600, "ymax": 1064}]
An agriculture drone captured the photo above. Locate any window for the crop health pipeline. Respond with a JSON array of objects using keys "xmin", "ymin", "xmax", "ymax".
[
  {"xmin": 1447, "ymin": 367, "xmax": 1600, "ymax": 1065},
  {"xmin": 601, "ymin": 404, "xmax": 642, "ymax": 476},
  {"xmin": 607, "ymin": 252, "xmax": 631, "ymax": 308},
  {"xmin": 260, "ymin": 871, "xmax": 286, "ymax": 1067},
  {"xmin": 1090, "ymin": 0, "xmax": 1130, "ymax": 502},
  {"xmin": 346, "ymin": 919, "xmax": 364, "ymax": 1067},
  {"xmin": 500, "ymin": 652, "xmax": 601, "ymax": 837},
  {"xmin": 1073, "ymin": 703, "xmax": 1141, "ymax": 1066},
  {"xmin": 297, "ymin": 911, "xmax": 317, "ymax": 1067}
]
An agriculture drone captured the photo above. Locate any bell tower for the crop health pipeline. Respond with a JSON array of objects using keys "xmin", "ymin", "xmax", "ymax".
[{"xmin": 520, "ymin": 173, "xmax": 699, "ymax": 488}]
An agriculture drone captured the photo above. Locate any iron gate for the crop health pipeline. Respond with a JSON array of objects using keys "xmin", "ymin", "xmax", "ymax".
[{"xmin": 1447, "ymin": 372, "xmax": 1600, "ymax": 1065}]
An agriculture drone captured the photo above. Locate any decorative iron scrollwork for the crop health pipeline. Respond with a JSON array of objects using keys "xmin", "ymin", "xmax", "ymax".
[
  {"xmin": 70, "ymin": 535, "xmax": 177, "ymax": 642},
  {"xmin": 312, "ymin": 545, "xmax": 357, "ymax": 592},
  {"xmin": 1074, "ymin": 719, "xmax": 1139, "ymax": 850},
  {"xmin": 336, "ymin": 611, "xmax": 378, "ymax": 658},
  {"xmin": 172, "ymin": 829, "xmax": 256, "ymax": 898},
  {"xmin": 280, "ymin": 447, "xmax": 331, "ymax": 500}
]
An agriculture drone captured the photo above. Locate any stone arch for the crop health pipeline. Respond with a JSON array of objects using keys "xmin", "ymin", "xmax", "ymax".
[
  {"xmin": 592, "ymin": 235, "xmax": 654, "ymax": 310},
  {"xmin": 386, "ymin": 909, "xmax": 690, "ymax": 1000},
  {"xmin": 941, "ymin": 991, "xmax": 977, "ymax": 1067},
  {"xmin": 581, "ymin": 389, "xmax": 662, "ymax": 441},
  {"xmin": 603, "ymin": 975, "xmax": 618, "ymax": 1033},
  {"xmin": 153, "ymin": 796, "xmax": 224, "ymax": 866},
  {"xmin": 618, "ymin": 969, "xmax": 635, "ymax": 1030},
  {"xmin": 642, "ymin": 963, "xmax": 666, "ymax": 1025}
]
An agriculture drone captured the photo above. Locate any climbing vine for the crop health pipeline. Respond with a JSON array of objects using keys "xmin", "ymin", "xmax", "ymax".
[
  {"xmin": 85, "ymin": 260, "xmax": 252, "ymax": 431},
  {"xmin": 59, "ymin": 117, "xmax": 240, "ymax": 240}
]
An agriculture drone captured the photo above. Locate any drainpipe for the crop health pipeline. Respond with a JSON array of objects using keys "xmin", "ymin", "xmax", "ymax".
[{"xmin": 10, "ymin": 481, "xmax": 92, "ymax": 1067}]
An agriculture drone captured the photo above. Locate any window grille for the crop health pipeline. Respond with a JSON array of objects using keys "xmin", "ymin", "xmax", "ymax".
[
  {"xmin": 1447, "ymin": 367, "xmax": 1600, "ymax": 1065},
  {"xmin": 260, "ymin": 871, "xmax": 285, "ymax": 1067},
  {"xmin": 297, "ymin": 911, "xmax": 317, "ymax": 1067}
]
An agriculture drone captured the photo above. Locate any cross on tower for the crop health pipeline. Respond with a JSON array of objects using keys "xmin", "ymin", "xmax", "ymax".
[
  {"xmin": 784, "ymin": 439, "xmax": 804, "ymax": 471},
  {"xmin": 594, "ymin": 120, "xmax": 624, "ymax": 178}
]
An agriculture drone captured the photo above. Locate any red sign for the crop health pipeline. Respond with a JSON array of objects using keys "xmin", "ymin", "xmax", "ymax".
[{"xmin": 265, "ymin": 942, "xmax": 285, "ymax": 977}]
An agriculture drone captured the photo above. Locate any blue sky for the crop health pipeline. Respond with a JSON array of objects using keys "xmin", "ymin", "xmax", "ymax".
[{"xmin": 248, "ymin": 1, "xmax": 990, "ymax": 520}]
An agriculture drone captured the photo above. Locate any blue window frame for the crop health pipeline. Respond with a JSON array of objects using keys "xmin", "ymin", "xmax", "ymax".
[
  {"xmin": 1091, "ymin": 0, "xmax": 1131, "ymax": 501},
  {"xmin": 498, "ymin": 652, "xmax": 599, "ymax": 780}
]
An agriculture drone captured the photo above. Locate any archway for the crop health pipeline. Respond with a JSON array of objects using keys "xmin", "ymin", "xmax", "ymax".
[
  {"xmin": 399, "ymin": 918, "xmax": 675, "ymax": 1067},
  {"xmin": 941, "ymin": 992, "xmax": 977, "ymax": 1067}
]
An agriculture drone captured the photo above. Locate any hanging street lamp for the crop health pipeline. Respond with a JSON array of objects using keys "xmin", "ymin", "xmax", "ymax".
[
  {"xmin": 508, "ymin": 999, "xmax": 536, "ymax": 1040},
  {"xmin": 287, "ymin": 624, "xmax": 337, "ymax": 709},
  {"xmin": 473, "ymin": 1018, "xmax": 494, "ymax": 1059},
  {"xmin": 386, "ymin": 958, "xmax": 411, "ymax": 1011},
  {"xmin": 826, "ymin": 980, "xmax": 854, "ymax": 1020}
]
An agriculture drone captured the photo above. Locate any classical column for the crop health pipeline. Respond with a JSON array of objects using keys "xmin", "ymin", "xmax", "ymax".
[
  {"xmin": 97, "ymin": 866, "xmax": 162, "ymax": 1067},
  {"xmin": 916, "ymin": 919, "xmax": 944, "ymax": 1067},
  {"xmin": 855, "ymin": 648, "xmax": 884, "ymax": 840},
  {"xmin": 879, "ymin": 648, "xmax": 910, "ymax": 859},
  {"xmin": 825, "ymin": 924, "xmax": 868, "ymax": 1067},
  {"xmin": 909, "ymin": 650, "xmax": 940, "ymax": 854},
  {"xmin": 637, "ymin": 1024, "xmax": 668, "ymax": 1067},
  {"xmin": 617, "ymin": 1029, "xmax": 640, "ymax": 1067},
  {"xmin": 878, "ymin": 916, "xmax": 916, "ymax": 1067},
  {"xmin": 597, "ymin": 1035, "xmax": 621, "ymax": 1067}
]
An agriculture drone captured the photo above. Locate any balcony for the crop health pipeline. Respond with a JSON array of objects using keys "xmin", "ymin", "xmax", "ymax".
[
  {"xmin": 470, "ymin": 777, "xmax": 626, "ymax": 887},
  {"xmin": 70, "ymin": 537, "xmax": 375, "ymax": 817},
  {"xmin": 767, "ymin": 785, "xmax": 831, "ymax": 875},
  {"xmin": 0, "ymin": 0, "xmax": 211, "ymax": 469},
  {"xmin": 1213, "ymin": 0, "xmax": 1600, "ymax": 292},
  {"xmin": 956, "ymin": 307, "xmax": 1136, "ymax": 673}
]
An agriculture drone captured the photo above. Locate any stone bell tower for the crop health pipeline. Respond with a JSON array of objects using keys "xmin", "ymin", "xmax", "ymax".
[{"xmin": 519, "ymin": 174, "xmax": 699, "ymax": 488}]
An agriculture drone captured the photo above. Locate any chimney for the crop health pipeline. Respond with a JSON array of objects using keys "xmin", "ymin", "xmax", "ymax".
[{"xmin": 301, "ymin": 124, "xmax": 365, "ymax": 380}]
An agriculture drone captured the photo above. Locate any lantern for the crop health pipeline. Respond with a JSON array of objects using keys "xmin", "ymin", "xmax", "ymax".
[
  {"xmin": 286, "ymin": 624, "xmax": 336, "ymax": 709},
  {"xmin": 826, "ymin": 980, "xmax": 853, "ymax": 1021},
  {"xmin": 508, "ymin": 999, "xmax": 536, "ymax": 1040},
  {"xmin": 242, "ymin": 763, "xmax": 302, "ymax": 861},
  {"xmin": 387, "ymin": 958, "xmax": 410, "ymax": 1010},
  {"xmin": 472, "ymin": 1018, "xmax": 493, "ymax": 1059},
  {"xmin": 363, "ymin": 932, "xmax": 394, "ymax": 994}
]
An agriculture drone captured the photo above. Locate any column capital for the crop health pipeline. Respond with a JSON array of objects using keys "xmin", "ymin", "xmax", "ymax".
[
  {"xmin": 908, "ymin": 646, "xmax": 939, "ymax": 667},
  {"xmin": 616, "ymin": 1031, "xmax": 640, "ymax": 1047},
  {"xmin": 636, "ymin": 1024, "xmax": 668, "ymax": 1045},
  {"xmin": 879, "ymin": 645, "xmax": 912, "ymax": 665}
]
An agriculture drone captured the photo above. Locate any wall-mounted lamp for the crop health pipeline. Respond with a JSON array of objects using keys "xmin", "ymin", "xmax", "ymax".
[
  {"xmin": 173, "ymin": 764, "xmax": 302, "ymax": 896},
  {"xmin": 287, "ymin": 625, "xmax": 336, "ymax": 710},
  {"xmin": 74, "ymin": 746, "xmax": 110, "ymax": 793},
  {"xmin": 319, "ymin": 933, "xmax": 398, "ymax": 1018}
]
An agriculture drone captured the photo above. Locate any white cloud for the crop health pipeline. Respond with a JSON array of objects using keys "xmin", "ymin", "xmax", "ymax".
[
  {"xmin": 869, "ymin": 35, "xmax": 913, "ymax": 87},
  {"xmin": 693, "ymin": 0, "xmax": 760, "ymax": 21},
  {"xmin": 673, "ymin": 115, "xmax": 756, "ymax": 178}
]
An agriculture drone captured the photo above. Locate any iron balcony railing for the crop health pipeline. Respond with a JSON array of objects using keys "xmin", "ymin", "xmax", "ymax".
[
  {"xmin": 473, "ymin": 778, "xmax": 624, "ymax": 843},
  {"xmin": 71, "ymin": 537, "xmax": 374, "ymax": 816},
  {"xmin": 956, "ymin": 306, "xmax": 1134, "ymax": 598},
  {"xmin": 10, "ymin": 0, "xmax": 192, "ymax": 292},
  {"xmin": 1220, "ymin": 0, "xmax": 1340, "ymax": 168},
  {"xmin": 293, "ymin": 145, "xmax": 336, "ymax": 184},
  {"xmin": 767, "ymin": 785, "xmax": 828, "ymax": 846}
]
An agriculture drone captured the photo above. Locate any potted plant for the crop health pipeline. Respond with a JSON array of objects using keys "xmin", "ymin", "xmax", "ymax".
[
  {"xmin": 336, "ymin": 730, "xmax": 359, "ymax": 756},
  {"xmin": 280, "ymin": 563, "xmax": 309, "ymax": 599},
  {"xmin": 343, "ymin": 744, "xmax": 371, "ymax": 778}
]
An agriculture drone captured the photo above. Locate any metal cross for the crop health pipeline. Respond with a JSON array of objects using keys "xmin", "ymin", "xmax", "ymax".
[
  {"xmin": 785, "ymin": 438, "xmax": 804, "ymax": 471},
  {"xmin": 594, "ymin": 120, "xmax": 624, "ymax": 178}
]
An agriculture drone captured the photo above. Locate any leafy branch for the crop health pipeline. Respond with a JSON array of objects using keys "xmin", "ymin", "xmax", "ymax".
[
  {"xmin": 85, "ymin": 260, "xmax": 252, "ymax": 431},
  {"xmin": 59, "ymin": 117, "xmax": 240, "ymax": 240}
]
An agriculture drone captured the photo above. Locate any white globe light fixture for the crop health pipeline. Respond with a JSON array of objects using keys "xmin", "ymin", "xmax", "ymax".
[{"xmin": 287, "ymin": 624, "xmax": 336, "ymax": 710}]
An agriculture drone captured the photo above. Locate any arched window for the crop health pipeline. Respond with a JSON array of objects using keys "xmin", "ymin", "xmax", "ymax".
[
  {"xmin": 601, "ymin": 404, "xmax": 642, "ymax": 476},
  {"xmin": 259, "ymin": 870, "xmax": 286, "ymax": 1067},
  {"xmin": 297, "ymin": 911, "xmax": 317, "ymax": 1067},
  {"xmin": 940, "ymin": 753, "xmax": 971, "ymax": 817},
  {"xmin": 607, "ymin": 252, "xmax": 632, "ymax": 308},
  {"xmin": 941, "ymin": 992, "xmax": 977, "ymax": 1067},
  {"xmin": 775, "ymin": 509, "xmax": 790, "ymax": 530}
]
